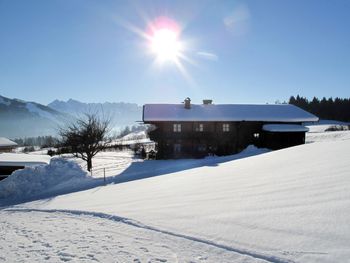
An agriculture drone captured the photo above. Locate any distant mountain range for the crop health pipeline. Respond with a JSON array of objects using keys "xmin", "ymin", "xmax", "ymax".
[
  {"xmin": 48, "ymin": 99, "xmax": 142, "ymax": 129},
  {"xmin": 0, "ymin": 95, "xmax": 143, "ymax": 138},
  {"xmin": 0, "ymin": 95, "xmax": 70, "ymax": 138}
]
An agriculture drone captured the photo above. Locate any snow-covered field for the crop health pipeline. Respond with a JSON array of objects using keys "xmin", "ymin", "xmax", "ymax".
[
  {"xmin": 71, "ymin": 150, "xmax": 140, "ymax": 178},
  {"xmin": 0, "ymin": 210, "xmax": 261, "ymax": 263},
  {"xmin": 1, "ymin": 125, "xmax": 350, "ymax": 262}
]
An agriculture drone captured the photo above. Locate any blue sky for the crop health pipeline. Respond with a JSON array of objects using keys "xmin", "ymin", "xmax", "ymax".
[{"xmin": 0, "ymin": 0, "xmax": 349, "ymax": 105}]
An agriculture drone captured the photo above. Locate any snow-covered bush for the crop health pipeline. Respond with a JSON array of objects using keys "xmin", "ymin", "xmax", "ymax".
[{"xmin": 325, "ymin": 125, "xmax": 350, "ymax": 132}]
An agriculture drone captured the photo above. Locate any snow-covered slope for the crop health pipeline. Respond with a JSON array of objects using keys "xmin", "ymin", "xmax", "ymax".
[
  {"xmin": 48, "ymin": 98, "xmax": 142, "ymax": 129},
  {"xmin": 0, "ymin": 95, "xmax": 71, "ymax": 137},
  {"xmin": 8, "ymin": 131, "xmax": 350, "ymax": 263}
]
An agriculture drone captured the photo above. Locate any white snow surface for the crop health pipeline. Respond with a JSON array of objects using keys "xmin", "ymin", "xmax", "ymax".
[
  {"xmin": 70, "ymin": 150, "xmax": 140, "ymax": 178},
  {"xmin": 0, "ymin": 153, "xmax": 50, "ymax": 166},
  {"xmin": 306, "ymin": 130, "xmax": 350, "ymax": 143},
  {"xmin": 1, "ymin": 126, "xmax": 350, "ymax": 263},
  {"xmin": 262, "ymin": 124, "xmax": 309, "ymax": 132},
  {"xmin": 0, "ymin": 137, "xmax": 17, "ymax": 147},
  {"xmin": 143, "ymin": 103, "xmax": 319, "ymax": 122},
  {"xmin": 0, "ymin": 210, "xmax": 264, "ymax": 263}
]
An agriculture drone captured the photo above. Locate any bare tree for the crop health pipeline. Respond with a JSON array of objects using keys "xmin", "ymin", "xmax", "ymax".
[{"xmin": 59, "ymin": 113, "xmax": 111, "ymax": 172}]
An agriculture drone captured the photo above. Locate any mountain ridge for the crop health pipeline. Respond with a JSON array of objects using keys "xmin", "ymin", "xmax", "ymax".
[
  {"xmin": 0, "ymin": 95, "xmax": 71, "ymax": 138},
  {"xmin": 47, "ymin": 98, "xmax": 143, "ymax": 130},
  {"xmin": 0, "ymin": 95, "xmax": 143, "ymax": 138}
]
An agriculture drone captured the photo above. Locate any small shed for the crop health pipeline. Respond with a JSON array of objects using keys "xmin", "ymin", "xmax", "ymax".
[
  {"xmin": 0, "ymin": 153, "xmax": 51, "ymax": 180},
  {"xmin": 0, "ymin": 137, "xmax": 18, "ymax": 153},
  {"xmin": 262, "ymin": 124, "xmax": 309, "ymax": 150}
]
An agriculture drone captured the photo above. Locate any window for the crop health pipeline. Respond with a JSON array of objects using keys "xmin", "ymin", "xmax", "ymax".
[
  {"xmin": 195, "ymin": 123, "xmax": 204, "ymax": 132},
  {"xmin": 173, "ymin": 123, "xmax": 181, "ymax": 132},
  {"xmin": 197, "ymin": 144, "xmax": 206, "ymax": 152},
  {"xmin": 174, "ymin": 144, "xmax": 181, "ymax": 153},
  {"xmin": 223, "ymin": 123, "xmax": 230, "ymax": 132}
]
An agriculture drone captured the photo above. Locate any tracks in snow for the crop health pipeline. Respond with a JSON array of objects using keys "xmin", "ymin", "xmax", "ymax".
[{"xmin": 4, "ymin": 208, "xmax": 294, "ymax": 263}]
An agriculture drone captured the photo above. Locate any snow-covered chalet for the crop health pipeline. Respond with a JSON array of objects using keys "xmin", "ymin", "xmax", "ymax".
[{"xmin": 143, "ymin": 98, "xmax": 319, "ymax": 159}]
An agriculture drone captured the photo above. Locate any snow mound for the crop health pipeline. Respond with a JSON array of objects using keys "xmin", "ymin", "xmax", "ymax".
[
  {"xmin": 205, "ymin": 144, "xmax": 269, "ymax": 161},
  {"xmin": 236, "ymin": 144, "xmax": 268, "ymax": 155},
  {"xmin": 0, "ymin": 158, "xmax": 92, "ymax": 201}
]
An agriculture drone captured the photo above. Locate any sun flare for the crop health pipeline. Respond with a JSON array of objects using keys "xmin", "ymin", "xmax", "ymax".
[
  {"xmin": 122, "ymin": 15, "xmax": 194, "ymax": 83},
  {"xmin": 144, "ymin": 16, "xmax": 184, "ymax": 63},
  {"xmin": 150, "ymin": 28, "xmax": 182, "ymax": 62}
]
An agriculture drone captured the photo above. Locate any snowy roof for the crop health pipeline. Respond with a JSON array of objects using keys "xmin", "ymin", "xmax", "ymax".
[
  {"xmin": 0, "ymin": 137, "xmax": 17, "ymax": 147},
  {"xmin": 0, "ymin": 153, "xmax": 50, "ymax": 167},
  {"xmin": 143, "ymin": 104, "xmax": 319, "ymax": 122},
  {"xmin": 263, "ymin": 124, "xmax": 309, "ymax": 132}
]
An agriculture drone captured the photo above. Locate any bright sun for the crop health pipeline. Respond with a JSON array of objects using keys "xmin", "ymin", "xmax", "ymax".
[
  {"xmin": 146, "ymin": 17, "xmax": 183, "ymax": 63},
  {"xmin": 150, "ymin": 28, "xmax": 182, "ymax": 62},
  {"xmin": 122, "ymin": 15, "xmax": 192, "ymax": 81}
]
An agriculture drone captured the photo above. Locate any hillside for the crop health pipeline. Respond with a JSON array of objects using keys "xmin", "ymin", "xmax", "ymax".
[
  {"xmin": 48, "ymin": 99, "xmax": 143, "ymax": 129},
  {"xmin": 0, "ymin": 95, "xmax": 143, "ymax": 138},
  {"xmin": 1, "ymin": 129, "xmax": 348, "ymax": 262},
  {"xmin": 0, "ymin": 95, "xmax": 71, "ymax": 138}
]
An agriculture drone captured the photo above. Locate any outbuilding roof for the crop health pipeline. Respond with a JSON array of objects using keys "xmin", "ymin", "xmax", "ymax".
[
  {"xmin": 262, "ymin": 124, "xmax": 309, "ymax": 132},
  {"xmin": 143, "ymin": 104, "xmax": 319, "ymax": 123},
  {"xmin": 0, "ymin": 153, "xmax": 50, "ymax": 167},
  {"xmin": 0, "ymin": 137, "xmax": 18, "ymax": 147}
]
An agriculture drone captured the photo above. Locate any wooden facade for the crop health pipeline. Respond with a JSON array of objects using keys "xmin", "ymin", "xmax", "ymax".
[
  {"xmin": 0, "ymin": 146, "xmax": 17, "ymax": 153},
  {"xmin": 147, "ymin": 121, "xmax": 306, "ymax": 158}
]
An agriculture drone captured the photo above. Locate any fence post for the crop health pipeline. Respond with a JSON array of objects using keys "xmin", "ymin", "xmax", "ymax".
[{"xmin": 104, "ymin": 168, "xmax": 106, "ymax": 184}]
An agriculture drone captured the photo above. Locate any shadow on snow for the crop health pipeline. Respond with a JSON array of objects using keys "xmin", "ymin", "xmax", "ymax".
[{"xmin": 0, "ymin": 146, "xmax": 269, "ymax": 208}]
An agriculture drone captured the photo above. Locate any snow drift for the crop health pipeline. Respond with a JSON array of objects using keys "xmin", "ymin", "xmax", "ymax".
[{"xmin": 0, "ymin": 158, "xmax": 92, "ymax": 201}]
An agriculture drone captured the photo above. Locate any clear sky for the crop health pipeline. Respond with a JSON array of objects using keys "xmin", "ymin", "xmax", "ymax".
[{"xmin": 0, "ymin": 0, "xmax": 349, "ymax": 105}]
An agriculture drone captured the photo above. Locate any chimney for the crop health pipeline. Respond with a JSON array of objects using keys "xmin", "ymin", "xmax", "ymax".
[
  {"xmin": 203, "ymin": 99, "xmax": 213, "ymax": 105},
  {"xmin": 184, "ymin": 97, "xmax": 191, "ymax": 109}
]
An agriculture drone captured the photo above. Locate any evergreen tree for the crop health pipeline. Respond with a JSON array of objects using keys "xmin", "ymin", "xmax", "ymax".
[{"xmin": 289, "ymin": 95, "xmax": 350, "ymax": 122}]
